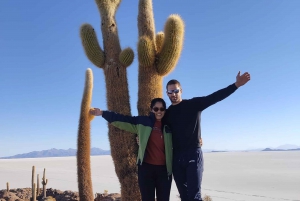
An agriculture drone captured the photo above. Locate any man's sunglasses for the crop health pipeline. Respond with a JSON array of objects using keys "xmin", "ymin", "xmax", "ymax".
[
  {"xmin": 167, "ymin": 89, "xmax": 180, "ymax": 94},
  {"xmin": 153, "ymin": 107, "xmax": 165, "ymax": 112}
]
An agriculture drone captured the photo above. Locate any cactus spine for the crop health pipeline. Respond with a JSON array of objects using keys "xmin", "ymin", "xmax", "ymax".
[
  {"xmin": 77, "ymin": 68, "xmax": 94, "ymax": 201},
  {"xmin": 42, "ymin": 168, "xmax": 48, "ymax": 199},
  {"xmin": 79, "ymin": 0, "xmax": 139, "ymax": 200},
  {"xmin": 137, "ymin": 0, "xmax": 184, "ymax": 115}
]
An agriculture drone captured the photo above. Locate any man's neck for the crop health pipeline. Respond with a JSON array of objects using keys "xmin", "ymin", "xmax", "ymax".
[{"xmin": 172, "ymin": 100, "xmax": 182, "ymax": 105}]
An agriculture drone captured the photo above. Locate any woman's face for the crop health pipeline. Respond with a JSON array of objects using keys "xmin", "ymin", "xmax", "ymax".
[{"xmin": 151, "ymin": 102, "xmax": 165, "ymax": 121}]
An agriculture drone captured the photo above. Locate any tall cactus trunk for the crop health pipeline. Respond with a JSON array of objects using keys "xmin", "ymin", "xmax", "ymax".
[
  {"xmin": 80, "ymin": 0, "xmax": 139, "ymax": 200},
  {"xmin": 77, "ymin": 68, "xmax": 94, "ymax": 201},
  {"xmin": 137, "ymin": 0, "xmax": 184, "ymax": 115},
  {"xmin": 137, "ymin": 0, "xmax": 161, "ymax": 115},
  {"xmin": 103, "ymin": 67, "xmax": 140, "ymax": 200},
  {"xmin": 138, "ymin": 69, "xmax": 163, "ymax": 115}
]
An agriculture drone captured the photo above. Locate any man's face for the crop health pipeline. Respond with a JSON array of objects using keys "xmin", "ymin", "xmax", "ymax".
[{"xmin": 167, "ymin": 84, "xmax": 182, "ymax": 105}]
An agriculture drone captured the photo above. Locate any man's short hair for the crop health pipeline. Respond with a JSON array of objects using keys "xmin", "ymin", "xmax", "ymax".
[{"xmin": 166, "ymin": 79, "xmax": 181, "ymax": 90}]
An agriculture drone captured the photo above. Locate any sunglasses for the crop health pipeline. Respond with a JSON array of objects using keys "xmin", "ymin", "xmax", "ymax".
[
  {"xmin": 167, "ymin": 89, "xmax": 180, "ymax": 94},
  {"xmin": 153, "ymin": 107, "xmax": 165, "ymax": 112}
]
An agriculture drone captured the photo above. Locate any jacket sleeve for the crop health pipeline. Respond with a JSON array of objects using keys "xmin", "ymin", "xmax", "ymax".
[
  {"xmin": 190, "ymin": 83, "xmax": 238, "ymax": 111},
  {"xmin": 102, "ymin": 111, "xmax": 138, "ymax": 134}
]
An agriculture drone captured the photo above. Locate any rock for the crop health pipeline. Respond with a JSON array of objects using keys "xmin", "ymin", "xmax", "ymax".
[
  {"xmin": 94, "ymin": 193, "xmax": 121, "ymax": 201},
  {"xmin": 43, "ymin": 196, "xmax": 56, "ymax": 201}
]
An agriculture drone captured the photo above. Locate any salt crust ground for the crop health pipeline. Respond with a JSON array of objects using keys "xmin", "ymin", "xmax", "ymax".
[{"xmin": 0, "ymin": 151, "xmax": 299, "ymax": 201}]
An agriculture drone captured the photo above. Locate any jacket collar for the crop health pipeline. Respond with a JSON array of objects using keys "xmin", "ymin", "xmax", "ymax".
[{"xmin": 149, "ymin": 112, "xmax": 155, "ymax": 119}]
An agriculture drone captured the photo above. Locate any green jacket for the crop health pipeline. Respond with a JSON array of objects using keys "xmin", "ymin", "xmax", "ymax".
[{"xmin": 102, "ymin": 111, "xmax": 173, "ymax": 176}]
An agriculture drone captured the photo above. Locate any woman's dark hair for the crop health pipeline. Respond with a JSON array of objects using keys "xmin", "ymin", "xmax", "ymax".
[
  {"xmin": 150, "ymin": 98, "xmax": 168, "ymax": 127},
  {"xmin": 150, "ymin": 98, "xmax": 166, "ymax": 109}
]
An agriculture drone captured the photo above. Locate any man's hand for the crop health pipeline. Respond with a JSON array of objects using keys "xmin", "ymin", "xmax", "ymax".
[
  {"xmin": 89, "ymin": 108, "xmax": 103, "ymax": 116},
  {"xmin": 235, "ymin": 71, "xmax": 251, "ymax": 88}
]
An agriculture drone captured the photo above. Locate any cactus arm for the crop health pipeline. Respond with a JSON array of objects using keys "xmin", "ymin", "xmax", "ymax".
[
  {"xmin": 119, "ymin": 47, "xmax": 134, "ymax": 67},
  {"xmin": 80, "ymin": 24, "xmax": 105, "ymax": 68},
  {"xmin": 156, "ymin": 14, "xmax": 184, "ymax": 76},
  {"xmin": 155, "ymin": 32, "xmax": 164, "ymax": 54},
  {"xmin": 138, "ymin": 36, "xmax": 155, "ymax": 67}
]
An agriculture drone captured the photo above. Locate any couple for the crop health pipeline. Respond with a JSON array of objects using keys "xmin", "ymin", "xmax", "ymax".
[{"xmin": 90, "ymin": 71, "xmax": 251, "ymax": 201}]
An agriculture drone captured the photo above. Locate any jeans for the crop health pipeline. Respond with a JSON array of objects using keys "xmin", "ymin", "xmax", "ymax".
[
  {"xmin": 138, "ymin": 162, "xmax": 172, "ymax": 201},
  {"xmin": 173, "ymin": 148, "xmax": 204, "ymax": 201}
]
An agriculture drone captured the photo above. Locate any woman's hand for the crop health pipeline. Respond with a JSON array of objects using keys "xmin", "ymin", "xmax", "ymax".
[{"xmin": 89, "ymin": 108, "xmax": 103, "ymax": 116}]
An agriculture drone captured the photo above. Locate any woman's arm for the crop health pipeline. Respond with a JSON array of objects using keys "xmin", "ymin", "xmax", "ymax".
[{"xmin": 90, "ymin": 108, "xmax": 139, "ymax": 134}]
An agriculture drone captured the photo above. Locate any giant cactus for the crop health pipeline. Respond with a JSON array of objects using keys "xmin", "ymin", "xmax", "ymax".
[
  {"xmin": 77, "ymin": 68, "xmax": 95, "ymax": 201},
  {"xmin": 137, "ymin": 0, "xmax": 184, "ymax": 115},
  {"xmin": 79, "ymin": 0, "xmax": 139, "ymax": 200},
  {"xmin": 79, "ymin": 0, "xmax": 184, "ymax": 200}
]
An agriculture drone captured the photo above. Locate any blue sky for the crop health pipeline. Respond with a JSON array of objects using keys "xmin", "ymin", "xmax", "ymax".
[{"xmin": 0, "ymin": 0, "xmax": 299, "ymax": 157}]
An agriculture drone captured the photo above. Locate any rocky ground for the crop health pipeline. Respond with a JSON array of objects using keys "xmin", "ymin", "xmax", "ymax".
[
  {"xmin": 0, "ymin": 188, "xmax": 212, "ymax": 201},
  {"xmin": 0, "ymin": 188, "xmax": 121, "ymax": 201}
]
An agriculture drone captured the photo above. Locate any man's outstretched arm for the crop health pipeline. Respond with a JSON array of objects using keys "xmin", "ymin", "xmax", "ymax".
[
  {"xmin": 192, "ymin": 71, "xmax": 251, "ymax": 111},
  {"xmin": 235, "ymin": 71, "xmax": 251, "ymax": 88}
]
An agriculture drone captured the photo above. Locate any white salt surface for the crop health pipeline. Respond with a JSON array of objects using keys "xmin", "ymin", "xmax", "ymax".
[{"xmin": 0, "ymin": 151, "xmax": 299, "ymax": 201}]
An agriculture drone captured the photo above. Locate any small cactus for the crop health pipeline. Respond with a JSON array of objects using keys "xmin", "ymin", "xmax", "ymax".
[
  {"xmin": 37, "ymin": 174, "xmax": 40, "ymax": 196},
  {"xmin": 32, "ymin": 183, "xmax": 37, "ymax": 201},
  {"xmin": 6, "ymin": 182, "xmax": 9, "ymax": 192},
  {"xmin": 42, "ymin": 168, "xmax": 48, "ymax": 199},
  {"xmin": 32, "ymin": 166, "xmax": 35, "ymax": 200}
]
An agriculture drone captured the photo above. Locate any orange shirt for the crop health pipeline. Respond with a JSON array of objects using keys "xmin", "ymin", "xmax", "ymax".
[{"xmin": 144, "ymin": 120, "xmax": 166, "ymax": 165}]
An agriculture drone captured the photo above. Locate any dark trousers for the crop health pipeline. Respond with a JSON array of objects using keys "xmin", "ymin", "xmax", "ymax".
[
  {"xmin": 138, "ymin": 162, "xmax": 172, "ymax": 201},
  {"xmin": 173, "ymin": 148, "xmax": 204, "ymax": 201}
]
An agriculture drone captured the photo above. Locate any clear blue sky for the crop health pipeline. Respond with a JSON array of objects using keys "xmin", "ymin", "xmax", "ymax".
[{"xmin": 0, "ymin": 0, "xmax": 299, "ymax": 157}]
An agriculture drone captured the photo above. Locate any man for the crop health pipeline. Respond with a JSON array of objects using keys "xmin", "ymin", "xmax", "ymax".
[{"xmin": 165, "ymin": 71, "xmax": 250, "ymax": 201}]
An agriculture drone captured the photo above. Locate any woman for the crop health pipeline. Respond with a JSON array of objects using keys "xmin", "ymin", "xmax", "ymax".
[{"xmin": 90, "ymin": 98, "xmax": 173, "ymax": 201}]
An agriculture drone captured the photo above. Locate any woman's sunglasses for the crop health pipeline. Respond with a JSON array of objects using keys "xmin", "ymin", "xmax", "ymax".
[{"xmin": 153, "ymin": 107, "xmax": 165, "ymax": 112}]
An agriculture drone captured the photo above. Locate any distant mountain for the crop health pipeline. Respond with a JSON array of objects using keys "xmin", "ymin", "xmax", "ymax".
[
  {"xmin": 245, "ymin": 148, "xmax": 264, "ymax": 151},
  {"xmin": 0, "ymin": 148, "xmax": 110, "ymax": 159},
  {"xmin": 275, "ymin": 144, "xmax": 300, "ymax": 150},
  {"xmin": 262, "ymin": 147, "xmax": 300, "ymax": 152}
]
